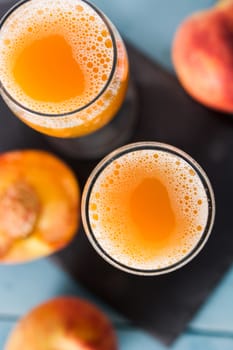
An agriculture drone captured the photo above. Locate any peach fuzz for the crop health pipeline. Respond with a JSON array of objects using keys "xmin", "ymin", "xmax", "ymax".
[
  {"xmin": 0, "ymin": 150, "xmax": 80, "ymax": 263},
  {"xmin": 4, "ymin": 297, "xmax": 117, "ymax": 350},
  {"xmin": 172, "ymin": 0, "xmax": 233, "ymax": 113}
]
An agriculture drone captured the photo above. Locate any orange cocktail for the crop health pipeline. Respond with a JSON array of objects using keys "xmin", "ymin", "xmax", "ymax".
[
  {"xmin": 0, "ymin": 0, "xmax": 128, "ymax": 137},
  {"xmin": 82, "ymin": 142, "xmax": 215, "ymax": 275}
]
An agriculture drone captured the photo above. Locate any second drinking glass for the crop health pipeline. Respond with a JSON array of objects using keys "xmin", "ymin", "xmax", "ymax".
[{"xmin": 81, "ymin": 142, "xmax": 215, "ymax": 275}]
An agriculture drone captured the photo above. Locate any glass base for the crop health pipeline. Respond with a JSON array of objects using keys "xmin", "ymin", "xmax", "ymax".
[{"xmin": 46, "ymin": 79, "xmax": 138, "ymax": 159}]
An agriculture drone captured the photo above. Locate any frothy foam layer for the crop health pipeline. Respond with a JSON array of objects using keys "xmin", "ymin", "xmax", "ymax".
[
  {"xmin": 88, "ymin": 149, "xmax": 209, "ymax": 270},
  {"xmin": 0, "ymin": 0, "xmax": 114, "ymax": 114}
]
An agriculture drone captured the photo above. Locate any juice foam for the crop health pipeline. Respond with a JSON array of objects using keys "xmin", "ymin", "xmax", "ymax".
[
  {"xmin": 0, "ymin": 0, "xmax": 114, "ymax": 114},
  {"xmin": 88, "ymin": 149, "xmax": 209, "ymax": 270}
]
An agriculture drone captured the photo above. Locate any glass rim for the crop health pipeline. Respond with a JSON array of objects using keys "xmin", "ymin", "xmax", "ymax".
[
  {"xmin": 81, "ymin": 141, "xmax": 216, "ymax": 276},
  {"xmin": 0, "ymin": 0, "xmax": 117, "ymax": 117}
]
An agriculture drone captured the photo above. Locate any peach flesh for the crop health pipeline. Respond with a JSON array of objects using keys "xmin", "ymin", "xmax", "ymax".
[
  {"xmin": 0, "ymin": 180, "xmax": 40, "ymax": 239},
  {"xmin": 172, "ymin": 0, "xmax": 233, "ymax": 113},
  {"xmin": 4, "ymin": 297, "xmax": 117, "ymax": 350},
  {"xmin": 0, "ymin": 150, "xmax": 80, "ymax": 263}
]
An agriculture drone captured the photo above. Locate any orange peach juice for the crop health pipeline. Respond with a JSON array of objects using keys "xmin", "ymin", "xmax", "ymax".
[
  {"xmin": 82, "ymin": 143, "xmax": 214, "ymax": 273},
  {"xmin": 0, "ymin": 0, "xmax": 128, "ymax": 137}
]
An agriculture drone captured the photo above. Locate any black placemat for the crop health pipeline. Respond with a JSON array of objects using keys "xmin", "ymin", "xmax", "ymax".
[{"xmin": 1, "ymin": 0, "xmax": 233, "ymax": 345}]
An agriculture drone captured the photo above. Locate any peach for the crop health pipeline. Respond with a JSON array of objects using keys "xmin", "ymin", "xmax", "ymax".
[
  {"xmin": 0, "ymin": 150, "xmax": 80, "ymax": 263},
  {"xmin": 4, "ymin": 297, "xmax": 117, "ymax": 350},
  {"xmin": 172, "ymin": 0, "xmax": 233, "ymax": 113}
]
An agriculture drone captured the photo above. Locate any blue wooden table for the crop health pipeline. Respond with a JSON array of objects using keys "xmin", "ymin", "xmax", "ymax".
[{"xmin": 1, "ymin": 1, "xmax": 233, "ymax": 349}]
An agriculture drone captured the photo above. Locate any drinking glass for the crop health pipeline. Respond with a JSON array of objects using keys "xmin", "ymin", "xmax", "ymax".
[
  {"xmin": 82, "ymin": 142, "xmax": 215, "ymax": 275},
  {"xmin": 0, "ymin": 0, "xmax": 137, "ymax": 158}
]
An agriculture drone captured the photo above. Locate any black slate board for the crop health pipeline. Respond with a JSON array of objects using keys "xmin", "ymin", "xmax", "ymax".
[{"xmin": 1, "ymin": 0, "xmax": 233, "ymax": 345}]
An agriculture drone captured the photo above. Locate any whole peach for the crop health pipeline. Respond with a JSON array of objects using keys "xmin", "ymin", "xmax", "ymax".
[
  {"xmin": 5, "ymin": 297, "xmax": 117, "ymax": 350},
  {"xmin": 172, "ymin": 0, "xmax": 233, "ymax": 113}
]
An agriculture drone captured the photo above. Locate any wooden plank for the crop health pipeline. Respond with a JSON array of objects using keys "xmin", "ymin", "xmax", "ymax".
[
  {"xmin": 1, "ymin": 258, "xmax": 233, "ymax": 333},
  {"xmin": 2, "ymin": 320, "xmax": 233, "ymax": 350},
  {"xmin": 190, "ymin": 264, "xmax": 233, "ymax": 332},
  {"xmin": 0, "ymin": 260, "xmax": 125, "ymax": 325},
  {"xmin": 0, "ymin": 321, "xmax": 163, "ymax": 350},
  {"xmin": 0, "ymin": 322, "xmax": 163, "ymax": 350},
  {"xmin": 173, "ymin": 333, "xmax": 233, "ymax": 350},
  {"xmin": 117, "ymin": 329, "xmax": 164, "ymax": 350},
  {"xmin": 118, "ymin": 329, "xmax": 233, "ymax": 350},
  {"xmin": 1, "ymin": 258, "xmax": 233, "ymax": 334},
  {"xmin": 0, "ymin": 322, "xmax": 15, "ymax": 350}
]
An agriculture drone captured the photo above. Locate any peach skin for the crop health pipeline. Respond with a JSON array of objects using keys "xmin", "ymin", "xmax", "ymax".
[
  {"xmin": 172, "ymin": 0, "xmax": 233, "ymax": 113},
  {"xmin": 0, "ymin": 150, "xmax": 80, "ymax": 263},
  {"xmin": 4, "ymin": 297, "xmax": 117, "ymax": 350}
]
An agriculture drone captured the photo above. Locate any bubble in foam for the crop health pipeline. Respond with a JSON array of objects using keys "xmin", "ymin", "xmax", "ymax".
[
  {"xmin": 88, "ymin": 149, "xmax": 210, "ymax": 270},
  {"xmin": 0, "ymin": 0, "xmax": 114, "ymax": 114}
]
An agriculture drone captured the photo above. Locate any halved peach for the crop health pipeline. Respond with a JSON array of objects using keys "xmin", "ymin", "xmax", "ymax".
[
  {"xmin": 0, "ymin": 150, "xmax": 80, "ymax": 263},
  {"xmin": 5, "ymin": 297, "xmax": 117, "ymax": 350}
]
